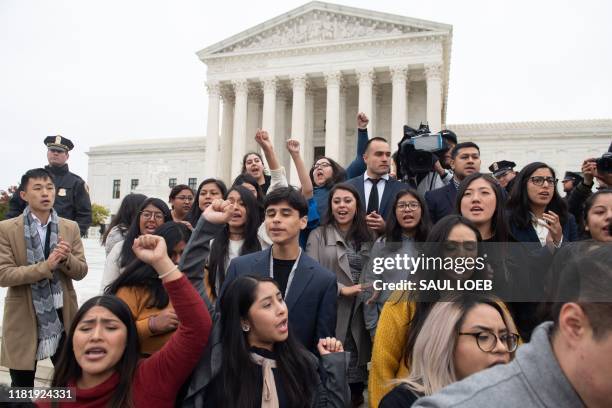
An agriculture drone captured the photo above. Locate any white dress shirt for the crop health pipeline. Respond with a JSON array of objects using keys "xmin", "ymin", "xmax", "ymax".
[
  {"xmin": 364, "ymin": 172, "xmax": 390, "ymax": 209},
  {"xmin": 31, "ymin": 212, "xmax": 51, "ymax": 249}
]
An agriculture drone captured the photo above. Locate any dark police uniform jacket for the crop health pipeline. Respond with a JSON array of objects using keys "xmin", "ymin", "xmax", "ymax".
[{"xmin": 6, "ymin": 164, "xmax": 92, "ymax": 236}]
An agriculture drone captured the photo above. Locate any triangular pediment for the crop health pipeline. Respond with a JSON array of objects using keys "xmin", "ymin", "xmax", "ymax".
[{"xmin": 198, "ymin": 1, "xmax": 451, "ymax": 57}]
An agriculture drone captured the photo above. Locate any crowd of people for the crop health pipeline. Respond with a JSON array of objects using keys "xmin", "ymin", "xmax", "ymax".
[{"xmin": 0, "ymin": 116, "xmax": 611, "ymax": 407}]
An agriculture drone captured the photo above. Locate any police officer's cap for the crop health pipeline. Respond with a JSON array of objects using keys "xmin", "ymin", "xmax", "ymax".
[
  {"xmin": 562, "ymin": 171, "xmax": 583, "ymax": 184},
  {"xmin": 44, "ymin": 135, "xmax": 74, "ymax": 152},
  {"xmin": 488, "ymin": 160, "xmax": 516, "ymax": 178}
]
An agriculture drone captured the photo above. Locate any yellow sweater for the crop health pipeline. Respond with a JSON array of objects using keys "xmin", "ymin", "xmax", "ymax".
[
  {"xmin": 116, "ymin": 286, "xmax": 175, "ymax": 355},
  {"xmin": 368, "ymin": 291, "xmax": 415, "ymax": 408},
  {"xmin": 367, "ymin": 292, "xmax": 521, "ymax": 407}
]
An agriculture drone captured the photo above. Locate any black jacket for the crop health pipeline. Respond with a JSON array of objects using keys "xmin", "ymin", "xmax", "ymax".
[
  {"xmin": 6, "ymin": 164, "xmax": 92, "ymax": 235},
  {"xmin": 425, "ymin": 181, "xmax": 458, "ymax": 224}
]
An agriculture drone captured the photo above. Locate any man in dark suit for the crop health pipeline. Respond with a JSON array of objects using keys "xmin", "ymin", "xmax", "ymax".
[
  {"xmin": 346, "ymin": 137, "xmax": 409, "ymax": 233},
  {"xmin": 425, "ymin": 142, "xmax": 482, "ymax": 224},
  {"xmin": 221, "ymin": 187, "xmax": 337, "ymax": 352}
]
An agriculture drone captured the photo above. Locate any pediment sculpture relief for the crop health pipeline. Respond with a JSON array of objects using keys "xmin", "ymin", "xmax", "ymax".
[{"xmin": 218, "ymin": 11, "xmax": 428, "ymax": 53}]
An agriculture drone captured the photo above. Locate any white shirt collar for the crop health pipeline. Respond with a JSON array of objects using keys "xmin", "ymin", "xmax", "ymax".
[
  {"xmin": 31, "ymin": 211, "xmax": 51, "ymax": 228},
  {"xmin": 365, "ymin": 171, "xmax": 389, "ymax": 181}
]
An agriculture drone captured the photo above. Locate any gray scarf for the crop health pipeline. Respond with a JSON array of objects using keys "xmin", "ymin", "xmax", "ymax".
[{"xmin": 23, "ymin": 206, "xmax": 64, "ymax": 360}]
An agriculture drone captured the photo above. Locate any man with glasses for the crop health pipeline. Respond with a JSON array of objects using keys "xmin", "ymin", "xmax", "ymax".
[
  {"xmin": 5, "ymin": 135, "xmax": 92, "ymax": 237},
  {"xmin": 413, "ymin": 245, "xmax": 612, "ymax": 408}
]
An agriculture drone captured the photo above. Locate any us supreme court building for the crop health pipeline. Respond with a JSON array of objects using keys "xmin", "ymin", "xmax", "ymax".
[{"xmin": 87, "ymin": 1, "xmax": 611, "ymax": 213}]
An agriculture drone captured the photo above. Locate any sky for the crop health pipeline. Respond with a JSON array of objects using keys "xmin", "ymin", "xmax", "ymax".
[{"xmin": 1, "ymin": 0, "xmax": 611, "ymax": 189}]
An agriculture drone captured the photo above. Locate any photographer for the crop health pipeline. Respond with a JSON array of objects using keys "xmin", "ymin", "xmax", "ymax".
[
  {"xmin": 415, "ymin": 130, "xmax": 457, "ymax": 196},
  {"xmin": 567, "ymin": 151, "xmax": 612, "ymax": 234}
]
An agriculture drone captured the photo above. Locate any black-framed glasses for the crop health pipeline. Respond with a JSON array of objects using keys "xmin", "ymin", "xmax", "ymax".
[
  {"xmin": 140, "ymin": 210, "xmax": 165, "ymax": 221},
  {"xmin": 175, "ymin": 195, "xmax": 194, "ymax": 202},
  {"xmin": 443, "ymin": 241, "xmax": 477, "ymax": 252},
  {"xmin": 396, "ymin": 201, "xmax": 420, "ymax": 211},
  {"xmin": 459, "ymin": 331, "xmax": 519, "ymax": 353},
  {"xmin": 529, "ymin": 176, "xmax": 557, "ymax": 187},
  {"xmin": 312, "ymin": 162, "xmax": 332, "ymax": 170}
]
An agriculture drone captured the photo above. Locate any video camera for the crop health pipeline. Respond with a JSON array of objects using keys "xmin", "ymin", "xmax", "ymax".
[
  {"xmin": 596, "ymin": 152, "xmax": 612, "ymax": 174},
  {"xmin": 395, "ymin": 123, "xmax": 455, "ymax": 185}
]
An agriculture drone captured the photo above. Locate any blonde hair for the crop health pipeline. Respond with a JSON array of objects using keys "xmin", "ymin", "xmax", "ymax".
[{"xmin": 397, "ymin": 295, "xmax": 517, "ymax": 396}]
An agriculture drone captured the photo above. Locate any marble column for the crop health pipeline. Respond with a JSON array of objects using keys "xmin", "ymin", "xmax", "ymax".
[
  {"xmin": 390, "ymin": 66, "xmax": 408, "ymax": 149},
  {"xmin": 246, "ymin": 87, "xmax": 261, "ymax": 153},
  {"xmin": 339, "ymin": 85, "xmax": 347, "ymax": 164},
  {"xmin": 324, "ymin": 71, "xmax": 342, "ymax": 161},
  {"xmin": 370, "ymin": 84, "xmax": 379, "ymax": 139},
  {"xmin": 262, "ymin": 77, "xmax": 277, "ymax": 148},
  {"xmin": 304, "ymin": 89, "xmax": 315, "ymax": 170},
  {"xmin": 231, "ymin": 79, "xmax": 248, "ymax": 178},
  {"xmin": 357, "ymin": 68, "xmax": 375, "ymax": 134},
  {"xmin": 219, "ymin": 90, "xmax": 234, "ymax": 181},
  {"xmin": 205, "ymin": 80, "xmax": 221, "ymax": 178},
  {"xmin": 275, "ymin": 91, "xmax": 289, "ymax": 172},
  {"xmin": 425, "ymin": 63, "xmax": 443, "ymax": 133},
  {"xmin": 290, "ymin": 74, "xmax": 308, "ymax": 185}
]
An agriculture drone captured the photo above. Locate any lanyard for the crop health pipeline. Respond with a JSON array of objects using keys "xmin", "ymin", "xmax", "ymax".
[{"xmin": 269, "ymin": 247, "xmax": 302, "ymax": 298}]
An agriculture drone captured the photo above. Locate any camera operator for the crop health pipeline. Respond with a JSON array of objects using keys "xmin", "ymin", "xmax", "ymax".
[
  {"xmin": 415, "ymin": 129, "xmax": 457, "ymax": 196},
  {"xmin": 567, "ymin": 150, "xmax": 612, "ymax": 234}
]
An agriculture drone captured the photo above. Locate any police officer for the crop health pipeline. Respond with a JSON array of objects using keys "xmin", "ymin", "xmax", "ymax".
[
  {"xmin": 561, "ymin": 171, "xmax": 584, "ymax": 197},
  {"xmin": 5, "ymin": 135, "xmax": 92, "ymax": 236},
  {"xmin": 489, "ymin": 160, "xmax": 517, "ymax": 193}
]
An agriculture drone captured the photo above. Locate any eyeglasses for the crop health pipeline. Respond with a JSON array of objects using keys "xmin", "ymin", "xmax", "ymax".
[
  {"xmin": 140, "ymin": 211, "xmax": 165, "ymax": 221},
  {"xmin": 529, "ymin": 176, "xmax": 557, "ymax": 187},
  {"xmin": 443, "ymin": 241, "xmax": 477, "ymax": 252},
  {"xmin": 175, "ymin": 195, "xmax": 194, "ymax": 202},
  {"xmin": 459, "ymin": 330, "xmax": 519, "ymax": 353},
  {"xmin": 396, "ymin": 201, "xmax": 420, "ymax": 211},
  {"xmin": 312, "ymin": 162, "xmax": 331, "ymax": 170}
]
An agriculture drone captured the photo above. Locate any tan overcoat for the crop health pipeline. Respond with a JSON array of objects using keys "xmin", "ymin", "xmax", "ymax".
[{"xmin": 0, "ymin": 215, "xmax": 87, "ymax": 370}]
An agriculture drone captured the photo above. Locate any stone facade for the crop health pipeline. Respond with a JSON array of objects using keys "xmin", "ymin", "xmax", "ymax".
[
  {"xmin": 86, "ymin": 138, "xmax": 205, "ymax": 214},
  {"xmin": 85, "ymin": 2, "xmax": 612, "ymax": 214},
  {"xmin": 198, "ymin": 1, "xmax": 452, "ymax": 183}
]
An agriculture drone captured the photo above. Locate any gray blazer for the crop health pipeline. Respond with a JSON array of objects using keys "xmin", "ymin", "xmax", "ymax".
[{"xmin": 306, "ymin": 224, "xmax": 372, "ymax": 367}]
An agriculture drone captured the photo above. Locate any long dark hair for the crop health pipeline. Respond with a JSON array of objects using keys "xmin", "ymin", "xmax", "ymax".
[
  {"xmin": 324, "ymin": 183, "xmax": 372, "ymax": 247},
  {"xmin": 106, "ymin": 222, "xmax": 191, "ymax": 308},
  {"xmin": 52, "ymin": 296, "xmax": 140, "ymax": 408},
  {"xmin": 187, "ymin": 178, "xmax": 228, "ymax": 225},
  {"xmin": 241, "ymin": 152, "xmax": 266, "ymax": 175},
  {"xmin": 217, "ymin": 275, "xmax": 318, "ymax": 408},
  {"xmin": 507, "ymin": 162, "xmax": 568, "ymax": 229},
  {"xmin": 583, "ymin": 188, "xmax": 612, "ymax": 240},
  {"xmin": 120, "ymin": 198, "xmax": 172, "ymax": 269},
  {"xmin": 168, "ymin": 184, "xmax": 194, "ymax": 208},
  {"xmin": 101, "ymin": 193, "xmax": 147, "ymax": 245},
  {"xmin": 208, "ymin": 186, "xmax": 262, "ymax": 298},
  {"xmin": 232, "ymin": 173, "xmax": 265, "ymax": 219},
  {"xmin": 309, "ymin": 156, "xmax": 347, "ymax": 188},
  {"xmin": 403, "ymin": 215, "xmax": 486, "ymax": 366},
  {"xmin": 385, "ymin": 188, "xmax": 431, "ymax": 242},
  {"xmin": 456, "ymin": 173, "xmax": 511, "ymax": 242}
]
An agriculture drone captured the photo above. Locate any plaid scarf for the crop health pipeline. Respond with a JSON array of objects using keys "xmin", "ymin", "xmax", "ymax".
[{"xmin": 23, "ymin": 206, "xmax": 64, "ymax": 360}]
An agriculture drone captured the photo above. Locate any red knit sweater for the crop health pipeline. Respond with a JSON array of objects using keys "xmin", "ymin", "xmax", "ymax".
[{"xmin": 37, "ymin": 274, "xmax": 211, "ymax": 408}]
